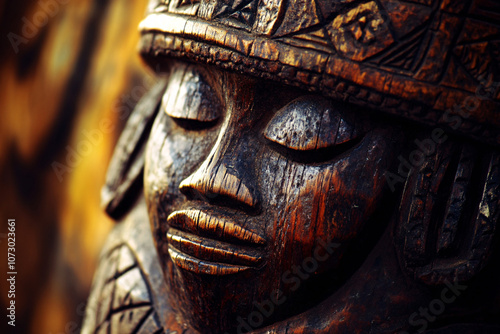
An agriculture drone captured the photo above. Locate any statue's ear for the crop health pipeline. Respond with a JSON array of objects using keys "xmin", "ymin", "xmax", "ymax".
[
  {"xmin": 394, "ymin": 137, "xmax": 500, "ymax": 285},
  {"xmin": 101, "ymin": 79, "xmax": 167, "ymax": 220}
]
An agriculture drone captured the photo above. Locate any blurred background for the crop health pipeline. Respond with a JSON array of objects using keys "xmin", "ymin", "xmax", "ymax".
[{"xmin": 0, "ymin": 0, "xmax": 153, "ymax": 333}]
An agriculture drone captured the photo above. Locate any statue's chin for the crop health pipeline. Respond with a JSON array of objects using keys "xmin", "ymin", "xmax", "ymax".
[
  {"xmin": 165, "ymin": 262, "xmax": 268, "ymax": 333},
  {"xmin": 163, "ymin": 250, "xmax": 349, "ymax": 334}
]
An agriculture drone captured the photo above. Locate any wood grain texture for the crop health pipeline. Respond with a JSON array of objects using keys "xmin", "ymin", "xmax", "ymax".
[
  {"xmin": 84, "ymin": 59, "xmax": 500, "ymax": 333},
  {"xmin": 84, "ymin": 0, "xmax": 500, "ymax": 333}
]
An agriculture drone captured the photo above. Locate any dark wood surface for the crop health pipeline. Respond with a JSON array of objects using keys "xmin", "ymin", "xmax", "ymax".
[{"xmin": 83, "ymin": 1, "xmax": 500, "ymax": 333}]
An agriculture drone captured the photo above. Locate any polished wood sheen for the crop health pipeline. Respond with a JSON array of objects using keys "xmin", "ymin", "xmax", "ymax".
[{"xmin": 82, "ymin": 1, "xmax": 500, "ymax": 333}]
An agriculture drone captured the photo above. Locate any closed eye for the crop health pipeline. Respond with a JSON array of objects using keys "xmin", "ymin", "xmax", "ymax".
[
  {"xmin": 266, "ymin": 136, "xmax": 364, "ymax": 164},
  {"xmin": 162, "ymin": 63, "xmax": 222, "ymax": 129},
  {"xmin": 264, "ymin": 95, "xmax": 365, "ymax": 162}
]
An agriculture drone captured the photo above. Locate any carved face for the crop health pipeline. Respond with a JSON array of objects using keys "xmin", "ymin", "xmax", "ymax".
[{"xmin": 144, "ymin": 61, "xmax": 402, "ymax": 332}]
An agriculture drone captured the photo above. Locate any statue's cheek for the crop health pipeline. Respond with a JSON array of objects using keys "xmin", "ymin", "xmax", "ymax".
[
  {"xmin": 276, "ymin": 141, "xmax": 397, "ymax": 246},
  {"xmin": 278, "ymin": 166, "xmax": 370, "ymax": 245},
  {"xmin": 145, "ymin": 114, "xmax": 222, "ymax": 208}
]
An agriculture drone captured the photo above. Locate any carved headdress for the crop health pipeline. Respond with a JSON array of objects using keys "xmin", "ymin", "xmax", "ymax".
[{"xmin": 139, "ymin": 0, "xmax": 500, "ymax": 146}]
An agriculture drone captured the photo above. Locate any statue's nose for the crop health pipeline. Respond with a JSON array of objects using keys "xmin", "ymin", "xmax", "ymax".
[{"xmin": 178, "ymin": 135, "xmax": 260, "ymax": 213}]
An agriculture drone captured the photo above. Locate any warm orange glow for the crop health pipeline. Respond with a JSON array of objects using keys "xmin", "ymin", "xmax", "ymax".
[{"xmin": 0, "ymin": 1, "xmax": 151, "ymax": 333}]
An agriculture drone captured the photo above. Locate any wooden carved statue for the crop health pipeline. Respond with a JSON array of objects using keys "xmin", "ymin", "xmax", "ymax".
[{"xmin": 82, "ymin": 0, "xmax": 500, "ymax": 333}]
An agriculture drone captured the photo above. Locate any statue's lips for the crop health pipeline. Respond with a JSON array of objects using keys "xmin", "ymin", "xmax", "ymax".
[{"xmin": 166, "ymin": 209, "xmax": 266, "ymax": 275}]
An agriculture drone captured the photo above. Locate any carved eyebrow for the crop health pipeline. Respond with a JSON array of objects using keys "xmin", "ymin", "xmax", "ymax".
[
  {"xmin": 162, "ymin": 63, "xmax": 222, "ymax": 122},
  {"xmin": 263, "ymin": 96, "xmax": 361, "ymax": 151}
]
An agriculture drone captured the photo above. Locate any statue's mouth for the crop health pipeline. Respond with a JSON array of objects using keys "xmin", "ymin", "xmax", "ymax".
[{"xmin": 166, "ymin": 209, "xmax": 266, "ymax": 275}]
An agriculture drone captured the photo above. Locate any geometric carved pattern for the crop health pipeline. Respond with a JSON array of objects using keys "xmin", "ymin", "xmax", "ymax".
[
  {"xmin": 328, "ymin": 1, "xmax": 394, "ymax": 61},
  {"xmin": 92, "ymin": 245, "xmax": 164, "ymax": 334},
  {"xmin": 375, "ymin": 27, "xmax": 429, "ymax": 72}
]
